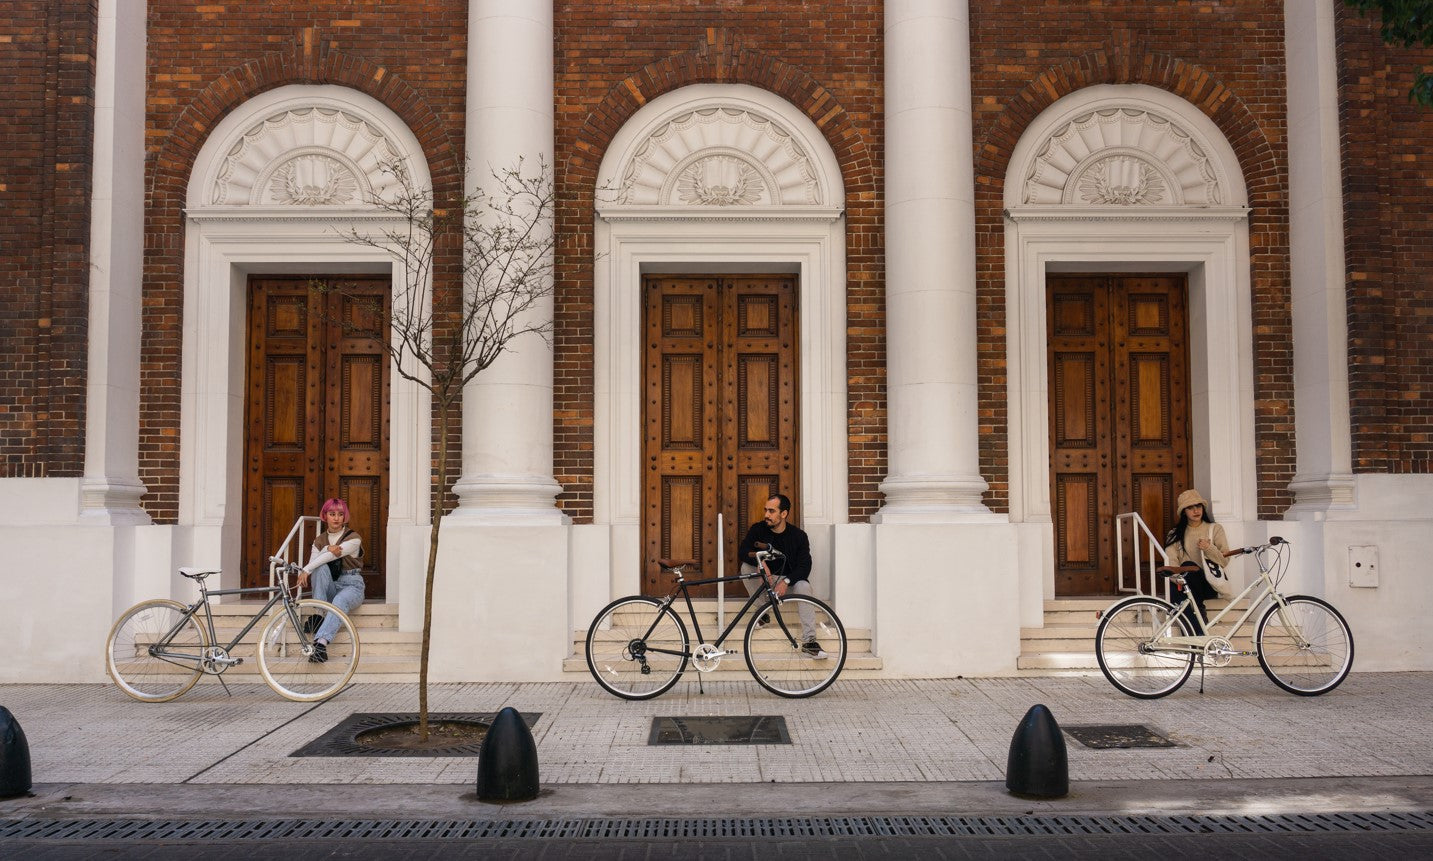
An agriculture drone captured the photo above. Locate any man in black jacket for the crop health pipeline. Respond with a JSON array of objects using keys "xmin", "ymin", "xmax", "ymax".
[{"xmin": 737, "ymin": 493, "xmax": 826, "ymax": 658}]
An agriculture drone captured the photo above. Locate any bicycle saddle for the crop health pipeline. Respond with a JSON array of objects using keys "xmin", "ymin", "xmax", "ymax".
[
  {"xmin": 178, "ymin": 567, "xmax": 219, "ymax": 580},
  {"xmin": 657, "ymin": 558, "xmax": 697, "ymax": 570}
]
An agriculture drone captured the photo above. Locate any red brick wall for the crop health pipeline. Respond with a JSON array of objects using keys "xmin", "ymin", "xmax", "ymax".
[
  {"xmin": 0, "ymin": 1, "xmax": 96, "ymax": 478},
  {"xmin": 969, "ymin": 0, "xmax": 1296, "ymax": 517},
  {"xmin": 140, "ymin": 2, "xmax": 469, "ymax": 521},
  {"xmin": 1337, "ymin": 7, "xmax": 1433, "ymax": 474},
  {"xmin": 553, "ymin": 1, "xmax": 885, "ymax": 522}
]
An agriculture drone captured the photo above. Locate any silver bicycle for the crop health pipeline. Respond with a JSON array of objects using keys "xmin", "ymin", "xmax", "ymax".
[
  {"xmin": 1095, "ymin": 537, "xmax": 1353, "ymax": 698},
  {"xmin": 105, "ymin": 557, "xmax": 359, "ymax": 703}
]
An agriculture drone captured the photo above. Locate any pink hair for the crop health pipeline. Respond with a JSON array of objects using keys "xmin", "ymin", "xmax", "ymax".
[{"xmin": 319, "ymin": 498, "xmax": 350, "ymax": 520}]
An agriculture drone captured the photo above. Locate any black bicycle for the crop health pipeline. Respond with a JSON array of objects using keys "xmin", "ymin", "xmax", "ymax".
[{"xmin": 585, "ymin": 547, "xmax": 847, "ymax": 699}]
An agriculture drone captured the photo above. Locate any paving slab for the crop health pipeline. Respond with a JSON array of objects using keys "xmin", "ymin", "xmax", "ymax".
[{"xmin": 1, "ymin": 672, "xmax": 1430, "ymax": 821}]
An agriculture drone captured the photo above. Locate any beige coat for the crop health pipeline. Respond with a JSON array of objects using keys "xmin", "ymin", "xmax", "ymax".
[{"xmin": 1164, "ymin": 522, "xmax": 1236, "ymax": 597}]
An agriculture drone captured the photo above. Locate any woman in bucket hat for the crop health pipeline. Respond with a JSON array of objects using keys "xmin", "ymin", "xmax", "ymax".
[{"xmin": 1158, "ymin": 489, "xmax": 1245, "ymax": 634}]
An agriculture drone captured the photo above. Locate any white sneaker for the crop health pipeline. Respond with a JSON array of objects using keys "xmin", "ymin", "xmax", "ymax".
[{"xmin": 801, "ymin": 640, "xmax": 828, "ymax": 659}]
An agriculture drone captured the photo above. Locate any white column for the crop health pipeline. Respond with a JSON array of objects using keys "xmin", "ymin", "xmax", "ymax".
[
  {"xmin": 875, "ymin": 0, "xmax": 991, "ymax": 522},
  {"xmin": 81, "ymin": 0, "xmax": 149, "ymax": 525},
  {"xmin": 1284, "ymin": 0, "xmax": 1355, "ymax": 516},
  {"xmin": 451, "ymin": 0, "xmax": 566, "ymax": 523}
]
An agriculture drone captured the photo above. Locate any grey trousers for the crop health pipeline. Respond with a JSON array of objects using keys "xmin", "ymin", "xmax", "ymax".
[{"xmin": 740, "ymin": 562, "xmax": 817, "ymax": 642}]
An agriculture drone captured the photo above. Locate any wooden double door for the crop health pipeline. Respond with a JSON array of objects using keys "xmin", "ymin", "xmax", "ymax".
[
  {"xmin": 241, "ymin": 276, "xmax": 389, "ymax": 594},
  {"xmin": 642, "ymin": 275, "xmax": 799, "ymax": 597},
  {"xmin": 1047, "ymin": 274, "xmax": 1192, "ymax": 595}
]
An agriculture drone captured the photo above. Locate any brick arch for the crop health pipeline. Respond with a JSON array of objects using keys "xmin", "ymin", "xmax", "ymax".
[
  {"xmin": 553, "ymin": 30, "xmax": 883, "ymax": 522},
  {"xmin": 974, "ymin": 42, "xmax": 1277, "ymax": 204},
  {"xmin": 139, "ymin": 41, "xmax": 461, "ymax": 522},
  {"xmin": 971, "ymin": 40, "xmax": 1295, "ymax": 518},
  {"xmin": 565, "ymin": 29, "xmax": 871, "ymax": 197}
]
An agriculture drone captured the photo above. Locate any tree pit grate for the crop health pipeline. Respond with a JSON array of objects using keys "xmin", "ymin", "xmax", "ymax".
[{"xmin": 291, "ymin": 711, "xmax": 541, "ymax": 757}]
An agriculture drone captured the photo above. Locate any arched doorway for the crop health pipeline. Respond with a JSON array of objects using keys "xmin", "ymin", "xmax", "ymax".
[
  {"xmin": 593, "ymin": 84, "xmax": 849, "ymax": 599},
  {"xmin": 181, "ymin": 85, "xmax": 433, "ymax": 597},
  {"xmin": 1002, "ymin": 84, "xmax": 1257, "ymax": 597}
]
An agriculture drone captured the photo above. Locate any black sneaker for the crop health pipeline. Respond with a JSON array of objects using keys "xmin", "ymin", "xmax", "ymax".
[
  {"xmin": 302, "ymin": 614, "xmax": 323, "ymax": 634},
  {"xmin": 754, "ymin": 612, "xmax": 771, "ymax": 629},
  {"xmin": 309, "ymin": 641, "xmax": 328, "ymax": 663},
  {"xmin": 801, "ymin": 640, "xmax": 827, "ymax": 659}
]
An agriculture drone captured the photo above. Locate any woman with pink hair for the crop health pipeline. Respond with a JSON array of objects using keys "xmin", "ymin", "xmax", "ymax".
[{"xmin": 296, "ymin": 498, "xmax": 364, "ymax": 662}]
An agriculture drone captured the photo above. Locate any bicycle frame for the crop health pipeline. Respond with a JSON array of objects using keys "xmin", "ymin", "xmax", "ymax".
[
  {"xmin": 1149, "ymin": 544, "xmax": 1295, "ymax": 656},
  {"xmin": 645, "ymin": 558, "xmax": 788, "ymax": 660},
  {"xmin": 151, "ymin": 578, "xmax": 303, "ymax": 672}
]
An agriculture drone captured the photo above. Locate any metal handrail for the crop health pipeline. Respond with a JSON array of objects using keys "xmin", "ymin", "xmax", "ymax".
[
  {"xmin": 1115, "ymin": 511, "xmax": 1170, "ymax": 600},
  {"xmin": 268, "ymin": 515, "xmax": 321, "ymax": 589}
]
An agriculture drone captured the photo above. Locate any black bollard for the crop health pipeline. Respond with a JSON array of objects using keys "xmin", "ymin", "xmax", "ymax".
[
  {"xmin": 1005, "ymin": 703, "xmax": 1068, "ymax": 798},
  {"xmin": 0, "ymin": 706, "xmax": 32, "ymax": 798},
  {"xmin": 475, "ymin": 707, "xmax": 539, "ymax": 802}
]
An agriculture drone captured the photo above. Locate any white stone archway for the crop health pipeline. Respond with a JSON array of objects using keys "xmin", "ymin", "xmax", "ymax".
[
  {"xmin": 589, "ymin": 83, "xmax": 848, "ymax": 605},
  {"xmin": 181, "ymin": 84, "xmax": 432, "ymax": 616},
  {"xmin": 1003, "ymin": 83, "xmax": 1256, "ymax": 619}
]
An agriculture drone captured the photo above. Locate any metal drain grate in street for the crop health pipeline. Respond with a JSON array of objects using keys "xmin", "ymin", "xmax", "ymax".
[
  {"xmin": 648, "ymin": 715, "xmax": 791, "ymax": 745},
  {"xmin": 1063, "ymin": 724, "xmax": 1178, "ymax": 749},
  {"xmin": 5, "ymin": 811, "xmax": 1433, "ymax": 841}
]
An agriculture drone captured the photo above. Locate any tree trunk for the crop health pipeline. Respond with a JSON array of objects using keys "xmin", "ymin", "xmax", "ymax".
[{"xmin": 418, "ymin": 397, "xmax": 451, "ymax": 741}]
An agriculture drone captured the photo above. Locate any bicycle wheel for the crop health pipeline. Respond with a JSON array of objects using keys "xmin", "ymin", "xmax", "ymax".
[
  {"xmin": 585, "ymin": 596, "xmax": 689, "ymax": 700},
  {"xmin": 257, "ymin": 599, "xmax": 359, "ymax": 702},
  {"xmin": 106, "ymin": 599, "xmax": 206, "ymax": 702},
  {"xmin": 744, "ymin": 595, "xmax": 847, "ymax": 698},
  {"xmin": 1095, "ymin": 597, "xmax": 1194, "ymax": 699},
  {"xmin": 1256, "ymin": 595, "xmax": 1354, "ymax": 696}
]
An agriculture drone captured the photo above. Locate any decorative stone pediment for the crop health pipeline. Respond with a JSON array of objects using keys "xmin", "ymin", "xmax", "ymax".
[
  {"xmin": 1023, "ymin": 107, "xmax": 1222, "ymax": 206},
  {"xmin": 209, "ymin": 106, "xmax": 407, "ymax": 206},
  {"xmin": 617, "ymin": 106, "xmax": 823, "ymax": 206}
]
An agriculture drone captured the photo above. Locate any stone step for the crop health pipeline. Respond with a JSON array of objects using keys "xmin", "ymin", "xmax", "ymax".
[{"xmin": 1017, "ymin": 596, "xmax": 1256, "ymax": 673}]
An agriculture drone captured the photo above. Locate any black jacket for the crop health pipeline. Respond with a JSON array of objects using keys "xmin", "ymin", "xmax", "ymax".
[{"xmin": 737, "ymin": 520, "xmax": 812, "ymax": 584}]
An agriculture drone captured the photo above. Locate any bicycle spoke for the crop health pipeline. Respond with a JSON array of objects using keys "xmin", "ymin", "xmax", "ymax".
[
  {"xmin": 744, "ymin": 596, "xmax": 846, "ymax": 698},
  {"xmin": 586, "ymin": 597, "xmax": 688, "ymax": 699},
  {"xmin": 1096, "ymin": 598, "xmax": 1194, "ymax": 699},
  {"xmin": 1257, "ymin": 596, "xmax": 1354, "ymax": 695},
  {"xmin": 257, "ymin": 599, "xmax": 359, "ymax": 702},
  {"xmin": 106, "ymin": 600, "xmax": 205, "ymax": 702}
]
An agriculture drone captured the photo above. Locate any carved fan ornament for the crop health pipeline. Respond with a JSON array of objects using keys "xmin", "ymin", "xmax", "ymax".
[
  {"xmin": 210, "ymin": 106, "xmax": 406, "ymax": 206},
  {"xmin": 1024, "ymin": 107, "xmax": 1222, "ymax": 206},
  {"xmin": 618, "ymin": 106, "xmax": 822, "ymax": 206}
]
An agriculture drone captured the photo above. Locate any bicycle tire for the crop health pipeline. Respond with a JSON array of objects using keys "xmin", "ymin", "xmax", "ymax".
[
  {"xmin": 585, "ymin": 596, "xmax": 689, "ymax": 700},
  {"xmin": 1095, "ymin": 596, "xmax": 1195, "ymax": 699},
  {"xmin": 744, "ymin": 595, "xmax": 847, "ymax": 698},
  {"xmin": 106, "ymin": 599, "xmax": 206, "ymax": 703},
  {"xmin": 257, "ymin": 598, "xmax": 359, "ymax": 702},
  {"xmin": 1256, "ymin": 595, "xmax": 1354, "ymax": 696}
]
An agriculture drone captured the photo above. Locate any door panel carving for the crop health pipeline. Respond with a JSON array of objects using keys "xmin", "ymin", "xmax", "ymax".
[
  {"xmin": 1048, "ymin": 275, "xmax": 1191, "ymax": 594},
  {"xmin": 643, "ymin": 275, "xmax": 798, "ymax": 596},
  {"xmin": 243, "ymin": 277, "xmax": 389, "ymax": 596}
]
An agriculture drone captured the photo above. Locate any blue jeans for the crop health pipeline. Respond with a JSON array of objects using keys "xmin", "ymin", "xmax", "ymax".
[{"xmin": 309, "ymin": 566, "xmax": 364, "ymax": 643}]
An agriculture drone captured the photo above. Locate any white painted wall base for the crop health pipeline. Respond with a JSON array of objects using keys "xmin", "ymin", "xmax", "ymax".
[
  {"xmin": 3, "ymin": 476, "xmax": 1429, "ymax": 682},
  {"xmin": 427, "ymin": 521, "xmax": 571, "ymax": 682},
  {"xmin": 874, "ymin": 523, "xmax": 1021, "ymax": 676}
]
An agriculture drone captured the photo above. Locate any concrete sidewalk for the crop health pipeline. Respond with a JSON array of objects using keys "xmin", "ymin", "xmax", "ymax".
[{"xmin": 2, "ymin": 672, "xmax": 1432, "ymax": 820}]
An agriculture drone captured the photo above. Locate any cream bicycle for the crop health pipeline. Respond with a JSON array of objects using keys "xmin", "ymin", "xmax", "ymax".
[{"xmin": 1095, "ymin": 537, "xmax": 1353, "ymax": 698}]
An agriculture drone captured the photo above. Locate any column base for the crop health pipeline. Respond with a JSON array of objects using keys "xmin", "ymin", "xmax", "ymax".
[
  {"xmin": 1285, "ymin": 472, "xmax": 1356, "ymax": 520},
  {"xmin": 450, "ymin": 474, "xmax": 571, "ymax": 525},
  {"xmin": 78, "ymin": 477, "xmax": 152, "ymax": 526},
  {"xmin": 872, "ymin": 474, "xmax": 1002, "ymax": 524}
]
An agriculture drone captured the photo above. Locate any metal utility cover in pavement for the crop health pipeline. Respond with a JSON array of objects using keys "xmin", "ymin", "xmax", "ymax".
[
  {"xmin": 1063, "ymin": 724, "xmax": 1177, "ymax": 749},
  {"xmin": 648, "ymin": 716, "xmax": 791, "ymax": 745}
]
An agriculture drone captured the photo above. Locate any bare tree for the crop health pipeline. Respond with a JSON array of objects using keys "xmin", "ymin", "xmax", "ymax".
[{"xmin": 324, "ymin": 158, "xmax": 554, "ymax": 739}]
